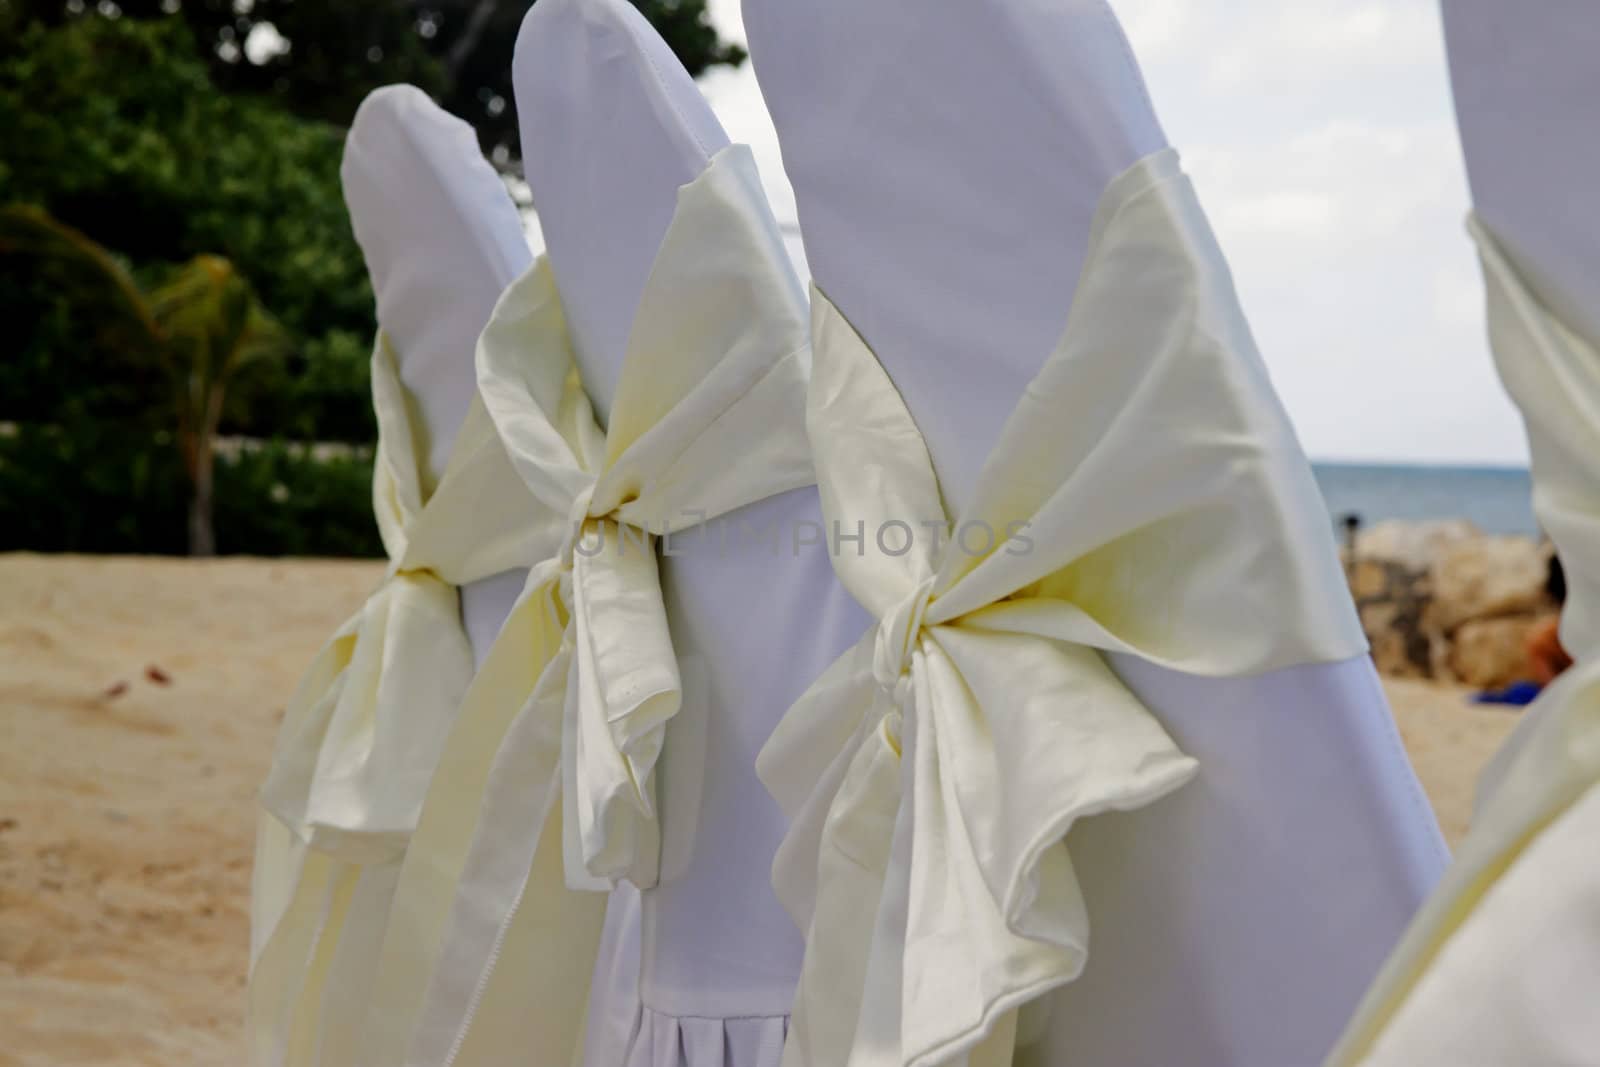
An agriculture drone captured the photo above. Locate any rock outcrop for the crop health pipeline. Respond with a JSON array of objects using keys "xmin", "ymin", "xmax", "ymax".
[
  {"xmin": 1431, "ymin": 536, "xmax": 1548, "ymax": 631},
  {"xmin": 1343, "ymin": 520, "xmax": 1557, "ymax": 688}
]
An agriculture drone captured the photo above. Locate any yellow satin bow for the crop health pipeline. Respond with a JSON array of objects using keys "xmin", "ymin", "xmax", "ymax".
[{"xmin": 762, "ymin": 149, "xmax": 1367, "ymax": 1067}]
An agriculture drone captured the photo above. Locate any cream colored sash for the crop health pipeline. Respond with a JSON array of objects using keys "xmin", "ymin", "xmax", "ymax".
[
  {"xmin": 355, "ymin": 144, "xmax": 816, "ymax": 1067},
  {"xmin": 759, "ymin": 149, "xmax": 1368, "ymax": 1067},
  {"xmin": 1326, "ymin": 217, "xmax": 1600, "ymax": 1066},
  {"xmin": 248, "ymin": 336, "xmax": 542, "ymax": 1067}
]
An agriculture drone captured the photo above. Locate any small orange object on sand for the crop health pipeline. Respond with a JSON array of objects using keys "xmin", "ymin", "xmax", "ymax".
[{"xmin": 1526, "ymin": 615, "xmax": 1572, "ymax": 686}]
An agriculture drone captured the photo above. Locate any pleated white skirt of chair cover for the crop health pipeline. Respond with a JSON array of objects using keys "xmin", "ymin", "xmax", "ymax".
[
  {"xmin": 352, "ymin": 142, "xmax": 841, "ymax": 1067},
  {"xmin": 247, "ymin": 86, "xmax": 539, "ymax": 1067},
  {"xmin": 509, "ymin": 3, "xmax": 869, "ymax": 1063},
  {"xmin": 742, "ymin": 1, "xmax": 1449, "ymax": 1062}
]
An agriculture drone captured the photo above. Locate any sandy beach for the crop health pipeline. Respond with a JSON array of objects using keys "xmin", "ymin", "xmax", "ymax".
[
  {"xmin": 0, "ymin": 555, "xmax": 380, "ymax": 1067},
  {"xmin": 0, "ymin": 553, "xmax": 1524, "ymax": 1066}
]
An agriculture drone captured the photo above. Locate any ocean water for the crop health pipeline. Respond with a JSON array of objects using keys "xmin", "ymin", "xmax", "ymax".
[{"xmin": 1311, "ymin": 463, "xmax": 1538, "ymax": 538}]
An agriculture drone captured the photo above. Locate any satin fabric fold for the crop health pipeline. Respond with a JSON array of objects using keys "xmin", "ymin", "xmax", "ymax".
[
  {"xmin": 759, "ymin": 148, "xmax": 1369, "ymax": 1067},
  {"xmin": 249, "ymin": 335, "xmax": 542, "ymax": 1067},
  {"xmin": 1326, "ymin": 216, "xmax": 1600, "ymax": 1067},
  {"xmin": 355, "ymin": 144, "xmax": 818, "ymax": 1067}
]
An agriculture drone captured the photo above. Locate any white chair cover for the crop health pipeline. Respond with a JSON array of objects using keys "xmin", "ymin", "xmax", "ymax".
[
  {"xmin": 1330, "ymin": 216, "xmax": 1600, "ymax": 1067},
  {"xmin": 355, "ymin": 147, "xmax": 825, "ymax": 1067},
  {"xmin": 1440, "ymin": 0, "xmax": 1600, "ymax": 354},
  {"xmin": 508, "ymin": 6, "xmax": 869, "ymax": 1064},
  {"xmin": 248, "ymin": 85, "xmax": 536, "ymax": 1067},
  {"xmin": 344, "ymin": 7, "xmax": 867, "ymax": 1059},
  {"xmin": 1325, "ymin": 8, "xmax": 1600, "ymax": 1062},
  {"xmin": 741, "ymin": 1, "xmax": 1449, "ymax": 1063},
  {"xmin": 341, "ymin": 83, "xmax": 537, "ymax": 659}
]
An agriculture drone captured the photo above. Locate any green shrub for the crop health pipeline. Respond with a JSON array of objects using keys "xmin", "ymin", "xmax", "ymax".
[
  {"xmin": 0, "ymin": 17, "xmax": 376, "ymax": 446},
  {"xmin": 213, "ymin": 441, "xmax": 381, "ymax": 557},
  {"xmin": 0, "ymin": 423, "xmax": 381, "ymax": 557},
  {"xmin": 0, "ymin": 421, "xmax": 186, "ymax": 552},
  {"xmin": 238, "ymin": 328, "xmax": 376, "ymax": 443}
]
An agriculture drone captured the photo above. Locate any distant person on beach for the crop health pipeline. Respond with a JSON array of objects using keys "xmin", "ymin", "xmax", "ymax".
[
  {"xmin": 1341, "ymin": 512, "xmax": 1362, "ymax": 559},
  {"xmin": 1526, "ymin": 553, "xmax": 1572, "ymax": 685},
  {"xmin": 1474, "ymin": 552, "xmax": 1570, "ymax": 705}
]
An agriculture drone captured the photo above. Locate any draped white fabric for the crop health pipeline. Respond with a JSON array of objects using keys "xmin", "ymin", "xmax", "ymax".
[
  {"xmin": 742, "ymin": 0, "xmax": 1166, "ymax": 513},
  {"xmin": 249, "ymin": 341, "xmax": 542, "ymax": 1066},
  {"xmin": 1326, "ymin": 218, "xmax": 1600, "ymax": 1066},
  {"xmin": 248, "ymin": 86, "xmax": 539, "ymax": 1067},
  {"xmin": 1441, "ymin": 0, "xmax": 1600, "ymax": 355},
  {"xmin": 338, "ymin": 83, "xmax": 538, "ymax": 674},
  {"xmin": 1354, "ymin": 780, "xmax": 1600, "ymax": 1066},
  {"xmin": 621, "ymin": 1012, "xmax": 790, "ymax": 1067},
  {"xmin": 510, "ymin": 3, "xmax": 870, "ymax": 1061},
  {"xmin": 258, "ymin": 370, "xmax": 538, "ymax": 853},
  {"xmin": 760, "ymin": 150, "xmax": 1370, "ymax": 1067},
  {"xmin": 340, "ymin": 85, "xmax": 538, "ymax": 494},
  {"xmin": 743, "ymin": 2, "xmax": 1446, "ymax": 1061},
  {"xmin": 352, "ymin": 144, "xmax": 821, "ymax": 1067},
  {"xmin": 1324, "ymin": 10, "xmax": 1600, "ymax": 1054}
]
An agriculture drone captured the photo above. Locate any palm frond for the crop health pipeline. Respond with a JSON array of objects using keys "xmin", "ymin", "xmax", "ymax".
[{"xmin": 0, "ymin": 204, "xmax": 161, "ymax": 344}]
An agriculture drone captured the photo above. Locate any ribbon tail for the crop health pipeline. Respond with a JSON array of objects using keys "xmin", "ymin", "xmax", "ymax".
[
  {"xmin": 260, "ymin": 573, "xmax": 474, "ymax": 863},
  {"xmin": 405, "ymin": 674, "xmax": 570, "ymax": 1066},
  {"xmin": 247, "ymin": 845, "xmax": 356, "ymax": 1067},
  {"xmin": 251, "ymin": 808, "xmax": 308, "ymax": 969},
  {"xmin": 257, "ymin": 611, "xmax": 362, "ymax": 846},
  {"xmin": 314, "ymin": 859, "xmax": 404, "ymax": 1067},
  {"xmin": 564, "ymin": 524, "xmax": 681, "ymax": 888},
  {"xmin": 783, "ymin": 712, "xmax": 905, "ymax": 1067},
  {"xmin": 423, "ymin": 788, "xmax": 607, "ymax": 1067},
  {"xmin": 355, "ymin": 562, "xmax": 567, "ymax": 1067},
  {"xmin": 896, "ymin": 630, "xmax": 1197, "ymax": 1067}
]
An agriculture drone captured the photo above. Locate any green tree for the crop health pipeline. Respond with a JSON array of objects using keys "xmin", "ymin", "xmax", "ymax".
[
  {"xmin": 1, "ymin": 206, "xmax": 288, "ymax": 554},
  {"xmin": 0, "ymin": 3, "xmax": 745, "ymax": 556},
  {"xmin": 0, "ymin": 15, "xmax": 375, "ymax": 439},
  {"xmin": 0, "ymin": 0, "xmax": 745, "ymax": 161}
]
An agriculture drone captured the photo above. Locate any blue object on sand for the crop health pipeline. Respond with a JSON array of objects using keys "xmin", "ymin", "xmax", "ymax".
[{"xmin": 1472, "ymin": 680, "xmax": 1543, "ymax": 706}]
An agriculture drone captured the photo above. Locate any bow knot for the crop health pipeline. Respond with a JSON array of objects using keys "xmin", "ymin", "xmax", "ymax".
[
  {"xmin": 557, "ymin": 483, "xmax": 599, "ymax": 567},
  {"xmin": 873, "ymin": 575, "xmax": 937, "ymax": 701}
]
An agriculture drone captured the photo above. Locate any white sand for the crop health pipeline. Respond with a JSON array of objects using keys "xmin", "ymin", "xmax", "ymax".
[{"xmin": 0, "ymin": 554, "xmax": 1522, "ymax": 1065}]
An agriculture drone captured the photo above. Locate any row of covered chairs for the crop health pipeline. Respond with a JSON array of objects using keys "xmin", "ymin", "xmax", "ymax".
[{"xmin": 249, "ymin": 1, "xmax": 1598, "ymax": 1065}]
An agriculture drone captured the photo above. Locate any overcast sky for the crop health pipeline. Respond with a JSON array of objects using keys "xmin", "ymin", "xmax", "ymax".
[{"xmin": 699, "ymin": 0, "xmax": 1529, "ymax": 467}]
